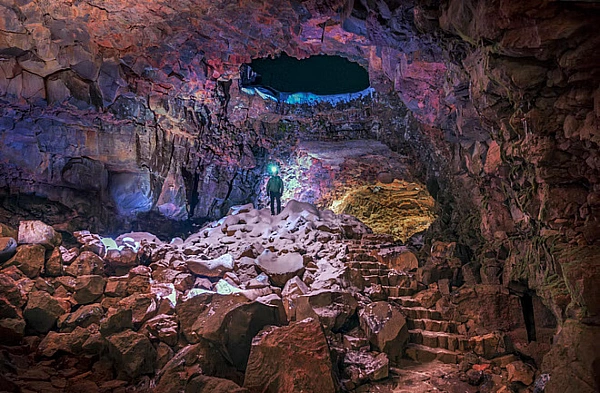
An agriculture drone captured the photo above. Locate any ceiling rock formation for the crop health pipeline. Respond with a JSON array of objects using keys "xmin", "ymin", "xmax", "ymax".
[{"xmin": 0, "ymin": 0, "xmax": 599, "ymax": 392}]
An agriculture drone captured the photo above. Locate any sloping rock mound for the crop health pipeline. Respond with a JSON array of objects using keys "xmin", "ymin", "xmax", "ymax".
[
  {"xmin": 255, "ymin": 251, "xmax": 305, "ymax": 287},
  {"xmin": 176, "ymin": 292, "xmax": 282, "ymax": 370},
  {"xmin": 244, "ymin": 318, "xmax": 338, "ymax": 393}
]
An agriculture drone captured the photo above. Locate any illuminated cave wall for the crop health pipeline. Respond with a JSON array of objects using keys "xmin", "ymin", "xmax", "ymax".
[{"xmin": 0, "ymin": 1, "xmax": 599, "ymax": 390}]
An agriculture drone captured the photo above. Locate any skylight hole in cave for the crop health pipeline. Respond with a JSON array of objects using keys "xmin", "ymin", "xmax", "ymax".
[{"xmin": 240, "ymin": 53, "xmax": 371, "ymax": 104}]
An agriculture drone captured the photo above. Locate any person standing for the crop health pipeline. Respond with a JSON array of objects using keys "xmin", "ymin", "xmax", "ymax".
[{"xmin": 266, "ymin": 167, "xmax": 284, "ymax": 215}]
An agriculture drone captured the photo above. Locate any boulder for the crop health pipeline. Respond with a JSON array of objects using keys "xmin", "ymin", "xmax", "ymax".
[
  {"xmin": 256, "ymin": 251, "xmax": 305, "ymax": 287},
  {"xmin": 23, "ymin": 291, "xmax": 70, "ymax": 333},
  {"xmin": 4, "ymin": 244, "xmax": 46, "ymax": 278},
  {"xmin": 295, "ymin": 290, "xmax": 358, "ymax": 332},
  {"xmin": 57, "ymin": 303, "xmax": 104, "ymax": 332},
  {"xmin": 0, "ymin": 318, "xmax": 26, "ymax": 345},
  {"xmin": 127, "ymin": 265, "xmax": 151, "ymax": 294},
  {"xmin": 281, "ymin": 276, "xmax": 309, "ymax": 321},
  {"xmin": 506, "ymin": 361, "xmax": 535, "ymax": 386},
  {"xmin": 105, "ymin": 276, "xmax": 129, "ymax": 297},
  {"xmin": 73, "ymin": 231, "xmax": 105, "ymax": 256},
  {"xmin": 0, "ymin": 273, "xmax": 26, "ymax": 318},
  {"xmin": 141, "ymin": 314, "xmax": 179, "ymax": 346},
  {"xmin": 176, "ymin": 292, "xmax": 282, "ymax": 370},
  {"xmin": 45, "ymin": 247, "xmax": 63, "ymax": 277},
  {"xmin": 18, "ymin": 221, "xmax": 61, "ymax": 249},
  {"xmin": 187, "ymin": 253, "xmax": 234, "ymax": 277},
  {"xmin": 105, "ymin": 246, "xmax": 139, "ymax": 274},
  {"xmin": 0, "ymin": 237, "xmax": 17, "ymax": 263},
  {"xmin": 343, "ymin": 350, "xmax": 389, "ymax": 385},
  {"xmin": 107, "ymin": 329, "xmax": 157, "ymax": 380},
  {"xmin": 73, "ymin": 275, "xmax": 105, "ymax": 304},
  {"xmin": 154, "ymin": 341, "xmax": 240, "ymax": 393},
  {"xmin": 37, "ymin": 326, "xmax": 96, "ymax": 357},
  {"xmin": 244, "ymin": 318, "xmax": 337, "ymax": 393},
  {"xmin": 100, "ymin": 306, "xmax": 133, "ymax": 336},
  {"xmin": 117, "ymin": 293, "xmax": 158, "ymax": 328},
  {"xmin": 359, "ymin": 301, "xmax": 409, "ymax": 362},
  {"xmin": 65, "ymin": 251, "xmax": 105, "ymax": 277}
]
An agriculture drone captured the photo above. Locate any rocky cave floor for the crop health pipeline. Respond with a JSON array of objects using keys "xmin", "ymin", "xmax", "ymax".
[{"xmin": 0, "ymin": 201, "xmax": 541, "ymax": 393}]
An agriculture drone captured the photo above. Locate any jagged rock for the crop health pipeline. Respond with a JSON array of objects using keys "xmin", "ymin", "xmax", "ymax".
[
  {"xmin": 45, "ymin": 247, "xmax": 63, "ymax": 277},
  {"xmin": 37, "ymin": 325, "xmax": 97, "ymax": 357},
  {"xmin": 59, "ymin": 246, "xmax": 79, "ymax": 265},
  {"xmin": 376, "ymin": 247, "xmax": 419, "ymax": 271},
  {"xmin": 176, "ymin": 292, "xmax": 282, "ymax": 370},
  {"xmin": 0, "ymin": 237, "xmax": 17, "ymax": 263},
  {"xmin": 117, "ymin": 293, "xmax": 158, "ymax": 328},
  {"xmin": 156, "ymin": 342, "xmax": 174, "ymax": 370},
  {"xmin": 107, "ymin": 329, "xmax": 157, "ymax": 380},
  {"xmin": 506, "ymin": 361, "xmax": 534, "ymax": 385},
  {"xmin": 244, "ymin": 318, "xmax": 337, "ymax": 393},
  {"xmin": 295, "ymin": 289, "xmax": 358, "ymax": 332},
  {"xmin": 100, "ymin": 306, "xmax": 133, "ymax": 336},
  {"xmin": 73, "ymin": 231, "xmax": 105, "ymax": 256},
  {"xmin": 0, "ymin": 318, "xmax": 25, "ymax": 344},
  {"xmin": 73, "ymin": 275, "xmax": 106, "ymax": 305},
  {"xmin": 359, "ymin": 301, "xmax": 408, "ymax": 362},
  {"xmin": 471, "ymin": 333, "xmax": 507, "ymax": 359},
  {"xmin": 0, "ymin": 273, "xmax": 26, "ymax": 318},
  {"xmin": 343, "ymin": 350, "xmax": 389, "ymax": 385},
  {"xmin": 4, "ymin": 244, "xmax": 46, "ymax": 278},
  {"xmin": 343, "ymin": 328, "xmax": 370, "ymax": 350},
  {"xmin": 105, "ymin": 246, "xmax": 139, "ymax": 274},
  {"xmin": 281, "ymin": 276, "xmax": 309, "ymax": 321},
  {"xmin": 23, "ymin": 290, "xmax": 70, "ymax": 333},
  {"xmin": 57, "ymin": 303, "xmax": 104, "ymax": 332},
  {"xmin": 127, "ymin": 265, "xmax": 152, "ymax": 294},
  {"xmin": 187, "ymin": 253, "xmax": 234, "ymax": 277},
  {"xmin": 141, "ymin": 314, "xmax": 179, "ymax": 346},
  {"xmin": 154, "ymin": 340, "xmax": 240, "ymax": 393},
  {"xmin": 187, "ymin": 375, "xmax": 248, "ymax": 393},
  {"xmin": 105, "ymin": 276, "xmax": 129, "ymax": 297},
  {"xmin": 18, "ymin": 221, "xmax": 61, "ymax": 249},
  {"xmin": 256, "ymin": 250, "xmax": 305, "ymax": 287},
  {"xmin": 65, "ymin": 251, "xmax": 105, "ymax": 277}
]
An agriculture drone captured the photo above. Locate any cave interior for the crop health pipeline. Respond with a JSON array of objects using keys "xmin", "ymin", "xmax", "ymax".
[{"xmin": 0, "ymin": 0, "xmax": 599, "ymax": 392}]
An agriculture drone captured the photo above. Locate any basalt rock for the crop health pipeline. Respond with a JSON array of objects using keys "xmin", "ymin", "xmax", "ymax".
[
  {"xmin": 244, "ymin": 318, "xmax": 338, "ymax": 393},
  {"xmin": 4, "ymin": 244, "xmax": 46, "ymax": 278},
  {"xmin": 295, "ymin": 289, "xmax": 358, "ymax": 332},
  {"xmin": 359, "ymin": 301, "xmax": 409, "ymax": 362},
  {"xmin": 23, "ymin": 291, "xmax": 70, "ymax": 334},
  {"xmin": 107, "ymin": 329, "xmax": 157, "ymax": 380},
  {"xmin": 18, "ymin": 221, "xmax": 61, "ymax": 249}
]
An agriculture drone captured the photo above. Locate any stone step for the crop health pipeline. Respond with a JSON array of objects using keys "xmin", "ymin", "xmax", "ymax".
[
  {"xmin": 405, "ymin": 344, "xmax": 462, "ymax": 364},
  {"xmin": 389, "ymin": 296, "xmax": 421, "ymax": 308},
  {"xmin": 347, "ymin": 261, "xmax": 387, "ymax": 270},
  {"xmin": 407, "ymin": 318, "xmax": 459, "ymax": 334},
  {"xmin": 385, "ymin": 287, "xmax": 416, "ymax": 297},
  {"xmin": 408, "ymin": 330, "xmax": 471, "ymax": 352},
  {"xmin": 398, "ymin": 306, "xmax": 443, "ymax": 320},
  {"xmin": 362, "ymin": 275, "xmax": 381, "ymax": 286},
  {"xmin": 347, "ymin": 253, "xmax": 378, "ymax": 262}
]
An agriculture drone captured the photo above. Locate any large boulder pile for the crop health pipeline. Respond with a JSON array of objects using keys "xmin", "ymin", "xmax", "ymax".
[{"xmin": 0, "ymin": 205, "xmax": 548, "ymax": 392}]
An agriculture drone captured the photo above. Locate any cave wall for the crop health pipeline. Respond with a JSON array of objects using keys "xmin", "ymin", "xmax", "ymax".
[{"xmin": 0, "ymin": 1, "xmax": 599, "ymax": 390}]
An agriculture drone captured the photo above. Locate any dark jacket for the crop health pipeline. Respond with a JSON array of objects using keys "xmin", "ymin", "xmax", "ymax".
[{"xmin": 267, "ymin": 175, "xmax": 283, "ymax": 194}]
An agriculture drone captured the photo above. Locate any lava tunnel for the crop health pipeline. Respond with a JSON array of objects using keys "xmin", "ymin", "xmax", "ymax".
[{"xmin": 0, "ymin": 0, "xmax": 599, "ymax": 392}]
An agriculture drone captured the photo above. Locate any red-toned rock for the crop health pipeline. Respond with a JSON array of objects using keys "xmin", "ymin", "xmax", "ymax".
[
  {"xmin": 23, "ymin": 290, "xmax": 70, "ymax": 333},
  {"xmin": 187, "ymin": 375, "xmax": 248, "ymax": 393},
  {"xmin": 0, "ymin": 317, "xmax": 26, "ymax": 345},
  {"xmin": 359, "ymin": 301, "xmax": 408, "ymax": 362},
  {"xmin": 281, "ymin": 276, "xmax": 309, "ymax": 321},
  {"xmin": 57, "ymin": 303, "xmax": 104, "ymax": 332},
  {"xmin": 141, "ymin": 314, "xmax": 179, "ymax": 346},
  {"xmin": 343, "ymin": 350, "xmax": 389, "ymax": 385},
  {"xmin": 73, "ymin": 231, "xmax": 105, "ymax": 256},
  {"xmin": 0, "ymin": 273, "xmax": 26, "ymax": 318},
  {"xmin": 295, "ymin": 289, "xmax": 358, "ymax": 332},
  {"xmin": 154, "ymin": 341, "xmax": 240, "ymax": 393},
  {"xmin": 117, "ymin": 293, "xmax": 158, "ymax": 328},
  {"xmin": 105, "ymin": 247, "xmax": 139, "ymax": 275},
  {"xmin": 506, "ymin": 360, "xmax": 534, "ymax": 386},
  {"xmin": 255, "ymin": 250, "xmax": 305, "ymax": 287},
  {"xmin": 4, "ymin": 244, "xmax": 46, "ymax": 278},
  {"xmin": 176, "ymin": 292, "xmax": 282, "ymax": 370},
  {"xmin": 107, "ymin": 329, "xmax": 157, "ymax": 380},
  {"xmin": 65, "ymin": 251, "xmax": 105, "ymax": 277},
  {"xmin": 244, "ymin": 318, "xmax": 337, "ymax": 393},
  {"xmin": 37, "ymin": 325, "xmax": 97, "ymax": 357},
  {"xmin": 73, "ymin": 275, "xmax": 105, "ymax": 305},
  {"xmin": 187, "ymin": 253, "xmax": 234, "ymax": 278},
  {"xmin": 45, "ymin": 247, "xmax": 63, "ymax": 277}
]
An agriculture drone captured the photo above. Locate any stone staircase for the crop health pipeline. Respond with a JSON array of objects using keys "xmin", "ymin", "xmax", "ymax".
[{"xmin": 342, "ymin": 236, "xmax": 473, "ymax": 365}]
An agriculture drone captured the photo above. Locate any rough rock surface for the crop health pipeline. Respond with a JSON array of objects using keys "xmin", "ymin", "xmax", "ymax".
[{"xmin": 244, "ymin": 318, "xmax": 337, "ymax": 393}]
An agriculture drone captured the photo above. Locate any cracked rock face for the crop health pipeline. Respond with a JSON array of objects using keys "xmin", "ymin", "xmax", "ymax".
[{"xmin": 0, "ymin": 1, "xmax": 599, "ymax": 392}]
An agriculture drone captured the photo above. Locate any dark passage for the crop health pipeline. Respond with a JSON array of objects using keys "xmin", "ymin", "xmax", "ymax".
[
  {"xmin": 243, "ymin": 53, "xmax": 370, "ymax": 95},
  {"xmin": 521, "ymin": 293, "xmax": 537, "ymax": 342}
]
